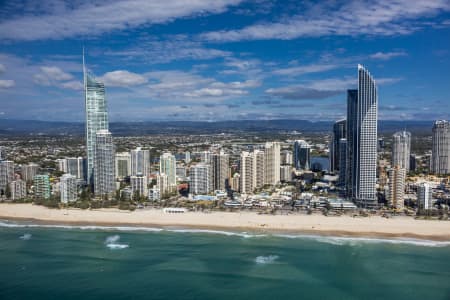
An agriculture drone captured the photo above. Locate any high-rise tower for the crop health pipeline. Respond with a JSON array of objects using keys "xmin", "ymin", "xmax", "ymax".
[
  {"xmin": 293, "ymin": 140, "xmax": 311, "ymax": 171},
  {"xmin": 264, "ymin": 142, "xmax": 281, "ymax": 185},
  {"xmin": 431, "ymin": 120, "xmax": 450, "ymax": 175},
  {"xmin": 212, "ymin": 152, "xmax": 229, "ymax": 191},
  {"xmin": 94, "ymin": 130, "xmax": 115, "ymax": 197},
  {"xmin": 392, "ymin": 131, "xmax": 411, "ymax": 172},
  {"xmin": 131, "ymin": 147, "xmax": 150, "ymax": 177},
  {"xmin": 330, "ymin": 119, "xmax": 347, "ymax": 172},
  {"xmin": 346, "ymin": 65, "xmax": 378, "ymax": 208},
  {"xmin": 84, "ymin": 51, "xmax": 109, "ymax": 186}
]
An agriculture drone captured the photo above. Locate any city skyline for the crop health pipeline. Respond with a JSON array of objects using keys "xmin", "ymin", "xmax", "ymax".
[{"xmin": 0, "ymin": 0, "xmax": 449, "ymax": 122}]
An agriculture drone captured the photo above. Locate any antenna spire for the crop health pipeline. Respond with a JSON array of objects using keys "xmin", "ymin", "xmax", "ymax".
[{"xmin": 82, "ymin": 46, "xmax": 87, "ymax": 92}]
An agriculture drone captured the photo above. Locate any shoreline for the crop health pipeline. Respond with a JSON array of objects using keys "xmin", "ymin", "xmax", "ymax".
[{"xmin": 1, "ymin": 203, "xmax": 450, "ymax": 242}]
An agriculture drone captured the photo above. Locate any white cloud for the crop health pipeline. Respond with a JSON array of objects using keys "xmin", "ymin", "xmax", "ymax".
[
  {"xmin": 105, "ymin": 38, "xmax": 231, "ymax": 64},
  {"xmin": 272, "ymin": 63, "xmax": 340, "ymax": 76},
  {"xmin": 34, "ymin": 66, "xmax": 73, "ymax": 86},
  {"xmin": 370, "ymin": 51, "xmax": 408, "ymax": 60},
  {"xmin": 0, "ymin": 64, "xmax": 5, "ymax": 73},
  {"xmin": 201, "ymin": 0, "xmax": 450, "ymax": 42},
  {"xmin": 40, "ymin": 66, "xmax": 73, "ymax": 80},
  {"xmin": 100, "ymin": 70, "xmax": 147, "ymax": 87},
  {"xmin": 265, "ymin": 76, "xmax": 402, "ymax": 100},
  {"xmin": 185, "ymin": 87, "xmax": 248, "ymax": 97},
  {"xmin": 0, "ymin": 0, "xmax": 243, "ymax": 41},
  {"xmin": 61, "ymin": 81, "xmax": 83, "ymax": 90},
  {"xmin": 0, "ymin": 80, "xmax": 15, "ymax": 89},
  {"xmin": 211, "ymin": 79, "xmax": 261, "ymax": 89},
  {"xmin": 103, "ymin": 69, "xmax": 259, "ymax": 103}
]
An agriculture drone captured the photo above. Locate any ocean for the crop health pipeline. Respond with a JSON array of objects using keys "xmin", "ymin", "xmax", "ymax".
[{"xmin": 1, "ymin": 220, "xmax": 449, "ymax": 300}]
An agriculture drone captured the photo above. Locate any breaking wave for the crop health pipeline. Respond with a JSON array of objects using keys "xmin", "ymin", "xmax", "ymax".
[
  {"xmin": 105, "ymin": 235, "xmax": 129, "ymax": 250},
  {"xmin": 1, "ymin": 220, "xmax": 449, "ymax": 248},
  {"xmin": 255, "ymin": 255, "xmax": 279, "ymax": 264},
  {"xmin": 275, "ymin": 234, "xmax": 450, "ymax": 247},
  {"xmin": 19, "ymin": 233, "xmax": 32, "ymax": 240}
]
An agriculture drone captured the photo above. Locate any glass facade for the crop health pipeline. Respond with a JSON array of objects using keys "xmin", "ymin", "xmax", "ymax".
[
  {"xmin": 84, "ymin": 69, "xmax": 108, "ymax": 186},
  {"xmin": 346, "ymin": 65, "xmax": 378, "ymax": 208}
]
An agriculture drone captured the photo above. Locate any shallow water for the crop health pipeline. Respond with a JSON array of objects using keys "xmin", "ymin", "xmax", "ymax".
[{"xmin": 1, "ymin": 220, "xmax": 449, "ymax": 299}]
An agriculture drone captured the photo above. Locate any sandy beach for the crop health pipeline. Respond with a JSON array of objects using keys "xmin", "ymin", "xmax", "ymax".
[{"xmin": 0, "ymin": 203, "xmax": 449, "ymax": 241}]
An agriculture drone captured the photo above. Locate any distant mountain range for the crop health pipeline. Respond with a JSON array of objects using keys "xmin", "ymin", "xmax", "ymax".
[{"xmin": 0, "ymin": 119, "xmax": 435, "ymax": 136}]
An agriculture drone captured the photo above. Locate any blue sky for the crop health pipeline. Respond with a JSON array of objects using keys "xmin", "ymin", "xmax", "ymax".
[{"xmin": 0, "ymin": 0, "xmax": 449, "ymax": 122}]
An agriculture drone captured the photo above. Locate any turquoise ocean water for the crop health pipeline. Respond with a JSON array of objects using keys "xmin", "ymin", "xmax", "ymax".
[{"xmin": 0, "ymin": 220, "xmax": 449, "ymax": 300}]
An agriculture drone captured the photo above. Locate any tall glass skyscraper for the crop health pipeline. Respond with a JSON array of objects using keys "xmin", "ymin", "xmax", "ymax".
[
  {"xmin": 84, "ymin": 53, "xmax": 109, "ymax": 186},
  {"xmin": 160, "ymin": 153, "xmax": 177, "ymax": 187},
  {"xmin": 346, "ymin": 65, "xmax": 378, "ymax": 208},
  {"xmin": 94, "ymin": 130, "xmax": 115, "ymax": 197},
  {"xmin": 293, "ymin": 140, "xmax": 311, "ymax": 171},
  {"xmin": 131, "ymin": 147, "xmax": 150, "ymax": 177},
  {"xmin": 330, "ymin": 119, "xmax": 347, "ymax": 172}
]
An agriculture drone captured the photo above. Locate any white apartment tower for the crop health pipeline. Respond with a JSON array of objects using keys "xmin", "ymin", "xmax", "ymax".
[
  {"xmin": 212, "ymin": 152, "xmax": 229, "ymax": 190},
  {"xmin": 431, "ymin": 120, "xmax": 450, "ymax": 174},
  {"xmin": 190, "ymin": 163, "xmax": 212, "ymax": 195},
  {"xmin": 387, "ymin": 166, "xmax": 405, "ymax": 209},
  {"xmin": 264, "ymin": 142, "xmax": 281, "ymax": 185},
  {"xmin": 131, "ymin": 147, "xmax": 150, "ymax": 177},
  {"xmin": 60, "ymin": 174, "xmax": 78, "ymax": 203},
  {"xmin": 21, "ymin": 163, "xmax": 39, "ymax": 182},
  {"xmin": 9, "ymin": 179, "xmax": 26, "ymax": 200},
  {"xmin": 130, "ymin": 175, "xmax": 148, "ymax": 198},
  {"xmin": 418, "ymin": 183, "xmax": 433, "ymax": 210},
  {"xmin": 253, "ymin": 150, "xmax": 265, "ymax": 189},
  {"xmin": 160, "ymin": 153, "xmax": 177, "ymax": 188},
  {"xmin": 392, "ymin": 131, "xmax": 411, "ymax": 172},
  {"xmin": 157, "ymin": 173, "xmax": 170, "ymax": 196},
  {"xmin": 240, "ymin": 151, "xmax": 254, "ymax": 194}
]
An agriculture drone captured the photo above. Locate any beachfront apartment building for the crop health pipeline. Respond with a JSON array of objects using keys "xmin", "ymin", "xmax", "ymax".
[
  {"xmin": 264, "ymin": 142, "xmax": 281, "ymax": 185},
  {"xmin": 387, "ymin": 166, "xmax": 405, "ymax": 209},
  {"xmin": 115, "ymin": 152, "xmax": 131, "ymax": 180},
  {"xmin": 131, "ymin": 147, "xmax": 150, "ymax": 178},
  {"xmin": 60, "ymin": 174, "xmax": 78, "ymax": 203},
  {"xmin": 189, "ymin": 163, "xmax": 212, "ymax": 195},
  {"xmin": 94, "ymin": 130, "xmax": 115, "ymax": 197}
]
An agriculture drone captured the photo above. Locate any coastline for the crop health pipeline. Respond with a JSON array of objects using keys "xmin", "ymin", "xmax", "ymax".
[{"xmin": 1, "ymin": 203, "xmax": 450, "ymax": 242}]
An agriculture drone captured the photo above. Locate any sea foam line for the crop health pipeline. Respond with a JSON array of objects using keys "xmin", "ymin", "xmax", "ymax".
[
  {"xmin": 275, "ymin": 234, "xmax": 450, "ymax": 248},
  {"xmin": 1, "ymin": 220, "xmax": 449, "ymax": 248}
]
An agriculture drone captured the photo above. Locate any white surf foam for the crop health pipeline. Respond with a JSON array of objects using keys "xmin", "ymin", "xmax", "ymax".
[
  {"xmin": 255, "ymin": 255, "xmax": 279, "ymax": 264},
  {"xmin": 19, "ymin": 233, "xmax": 32, "ymax": 240},
  {"xmin": 166, "ymin": 228, "xmax": 266, "ymax": 238},
  {"xmin": 106, "ymin": 243, "xmax": 129, "ymax": 250},
  {"xmin": 1, "ymin": 220, "xmax": 449, "ymax": 247},
  {"xmin": 275, "ymin": 234, "xmax": 450, "ymax": 248},
  {"xmin": 0, "ymin": 220, "xmax": 162, "ymax": 232},
  {"xmin": 104, "ymin": 235, "xmax": 129, "ymax": 250}
]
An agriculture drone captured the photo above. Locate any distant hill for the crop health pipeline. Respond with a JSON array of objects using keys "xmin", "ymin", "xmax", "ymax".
[{"xmin": 0, "ymin": 119, "xmax": 434, "ymax": 136}]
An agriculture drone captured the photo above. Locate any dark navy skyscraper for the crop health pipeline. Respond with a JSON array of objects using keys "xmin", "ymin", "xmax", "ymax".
[{"xmin": 330, "ymin": 119, "xmax": 347, "ymax": 172}]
